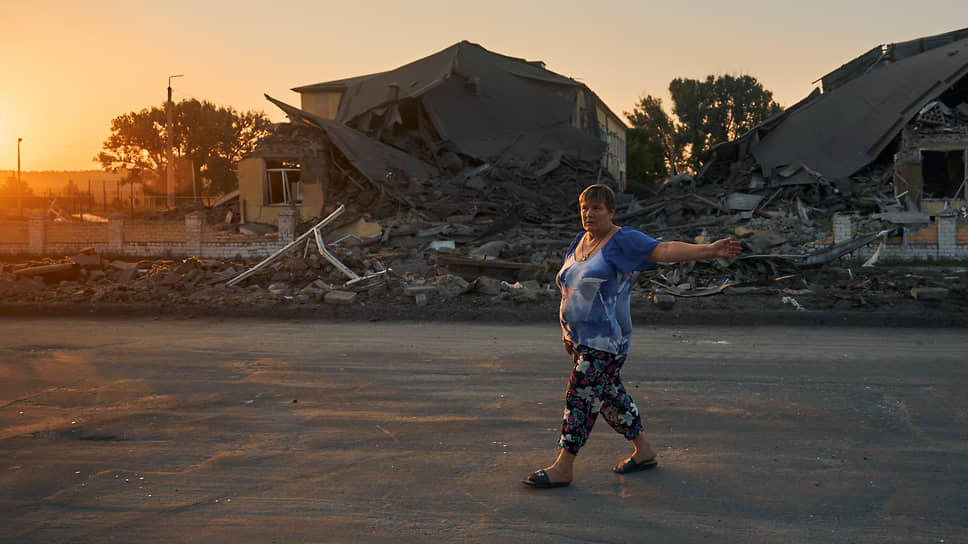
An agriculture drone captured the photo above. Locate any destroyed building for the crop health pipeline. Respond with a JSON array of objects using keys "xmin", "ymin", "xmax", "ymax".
[
  {"xmin": 237, "ymin": 40, "xmax": 628, "ymax": 224},
  {"xmin": 4, "ymin": 33, "xmax": 968, "ymax": 318},
  {"xmin": 698, "ymin": 27, "xmax": 968, "ymax": 246}
]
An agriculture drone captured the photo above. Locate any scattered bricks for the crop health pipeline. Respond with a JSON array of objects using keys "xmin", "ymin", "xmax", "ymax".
[
  {"xmin": 910, "ymin": 287, "xmax": 949, "ymax": 301},
  {"xmin": 652, "ymin": 293, "xmax": 676, "ymax": 310},
  {"xmin": 324, "ymin": 290, "xmax": 357, "ymax": 305}
]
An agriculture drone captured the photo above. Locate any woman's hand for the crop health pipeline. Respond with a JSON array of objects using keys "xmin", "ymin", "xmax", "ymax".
[{"xmin": 709, "ymin": 238, "xmax": 742, "ymax": 259}]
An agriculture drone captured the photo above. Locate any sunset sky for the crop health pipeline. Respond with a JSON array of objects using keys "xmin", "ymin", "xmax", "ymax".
[{"xmin": 2, "ymin": 0, "xmax": 967, "ymax": 172}]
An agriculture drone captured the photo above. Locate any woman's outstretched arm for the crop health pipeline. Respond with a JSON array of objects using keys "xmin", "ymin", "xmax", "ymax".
[{"xmin": 647, "ymin": 238, "xmax": 742, "ymax": 263}]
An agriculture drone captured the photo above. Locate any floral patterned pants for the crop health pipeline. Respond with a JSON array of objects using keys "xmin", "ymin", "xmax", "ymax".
[{"xmin": 559, "ymin": 340, "xmax": 644, "ymax": 455}]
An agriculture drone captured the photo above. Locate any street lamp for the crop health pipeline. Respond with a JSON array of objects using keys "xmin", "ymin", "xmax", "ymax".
[
  {"xmin": 166, "ymin": 74, "xmax": 183, "ymax": 209},
  {"xmin": 17, "ymin": 137, "xmax": 22, "ymax": 217}
]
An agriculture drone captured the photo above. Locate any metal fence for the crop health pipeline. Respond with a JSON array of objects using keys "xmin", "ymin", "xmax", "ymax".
[{"xmin": 0, "ymin": 184, "xmax": 215, "ymax": 221}]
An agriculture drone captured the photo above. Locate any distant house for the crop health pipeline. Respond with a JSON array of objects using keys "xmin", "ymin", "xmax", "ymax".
[{"xmin": 238, "ymin": 41, "xmax": 627, "ymax": 223}]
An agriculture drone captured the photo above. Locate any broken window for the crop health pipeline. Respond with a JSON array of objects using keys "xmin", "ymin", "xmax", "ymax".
[
  {"xmin": 264, "ymin": 159, "xmax": 302, "ymax": 205},
  {"xmin": 921, "ymin": 149, "xmax": 967, "ymax": 199}
]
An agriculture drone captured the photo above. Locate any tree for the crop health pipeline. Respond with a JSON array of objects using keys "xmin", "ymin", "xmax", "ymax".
[
  {"xmin": 625, "ymin": 128, "xmax": 668, "ymax": 186},
  {"xmin": 1, "ymin": 176, "xmax": 33, "ymax": 197},
  {"xmin": 96, "ymin": 99, "xmax": 272, "ymax": 196},
  {"xmin": 624, "ymin": 95, "xmax": 680, "ymax": 184},
  {"xmin": 626, "ymin": 74, "xmax": 782, "ymax": 177}
]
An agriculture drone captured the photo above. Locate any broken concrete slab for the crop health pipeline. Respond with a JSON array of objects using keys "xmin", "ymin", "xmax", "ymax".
[
  {"xmin": 470, "ymin": 241, "xmax": 509, "ymax": 260},
  {"xmin": 652, "ymin": 293, "xmax": 676, "ymax": 310},
  {"xmin": 71, "ymin": 254, "xmax": 101, "ymax": 268},
  {"xmin": 910, "ymin": 287, "xmax": 949, "ymax": 301},
  {"xmin": 13, "ymin": 262, "xmax": 79, "ymax": 283},
  {"xmin": 324, "ymin": 290, "xmax": 358, "ymax": 305}
]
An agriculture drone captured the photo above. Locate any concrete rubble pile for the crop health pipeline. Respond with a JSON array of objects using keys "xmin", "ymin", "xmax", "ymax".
[
  {"xmin": 5, "ymin": 30, "xmax": 968, "ymax": 316},
  {"xmin": 2, "ymin": 163, "xmax": 966, "ymax": 316}
]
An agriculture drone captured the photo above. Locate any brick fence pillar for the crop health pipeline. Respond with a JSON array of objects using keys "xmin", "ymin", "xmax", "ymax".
[
  {"xmin": 937, "ymin": 210, "xmax": 956, "ymax": 258},
  {"xmin": 108, "ymin": 213, "xmax": 126, "ymax": 254},
  {"xmin": 185, "ymin": 211, "xmax": 204, "ymax": 257},
  {"xmin": 277, "ymin": 209, "xmax": 298, "ymax": 243},
  {"xmin": 28, "ymin": 214, "xmax": 46, "ymax": 255},
  {"xmin": 833, "ymin": 213, "xmax": 853, "ymax": 245}
]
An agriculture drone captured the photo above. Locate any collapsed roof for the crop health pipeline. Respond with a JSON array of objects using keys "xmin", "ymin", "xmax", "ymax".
[
  {"xmin": 716, "ymin": 27, "xmax": 968, "ymax": 182},
  {"xmin": 290, "ymin": 40, "xmax": 614, "ymax": 166},
  {"xmin": 265, "ymin": 94, "xmax": 439, "ymax": 188}
]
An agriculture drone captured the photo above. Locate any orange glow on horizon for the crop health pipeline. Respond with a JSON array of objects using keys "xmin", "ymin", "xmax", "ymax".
[{"xmin": 1, "ymin": 1, "xmax": 967, "ymax": 172}]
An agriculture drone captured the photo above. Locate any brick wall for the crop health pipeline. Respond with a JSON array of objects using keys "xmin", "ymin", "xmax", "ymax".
[
  {"xmin": 3, "ymin": 212, "xmax": 967, "ymax": 262},
  {"xmin": 123, "ymin": 221, "xmax": 187, "ymax": 242},
  {"xmin": 46, "ymin": 223, "xmax": 109, "ymax": 244},
  {"xmin": 830, "ymin": 212, "xmax": 968, "ymax": 261},
  {"xmin": 0, "ymin": 213, "xmax": 291, "ymax": 259},
  {"xmin": 0, "ymin": 222, "xmax": 28, "ymax": 244}
]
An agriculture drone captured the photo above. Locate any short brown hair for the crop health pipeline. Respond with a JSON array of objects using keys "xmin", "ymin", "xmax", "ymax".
[{"xmin": 579, "ymin": 184, "xmax": 616, "ymax": 212}]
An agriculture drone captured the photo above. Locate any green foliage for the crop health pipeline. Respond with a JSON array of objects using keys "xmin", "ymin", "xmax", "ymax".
[
  {"xmin": 625, "ymin": 128, "xmax": 668, "ymax": 186},
  {"xmin": 96, "ymin": 99, "xmax": 272, "ymax": 195},
  {"xmin": 626, "ymin": 74, "xmax": 782, "ymax": 176}
]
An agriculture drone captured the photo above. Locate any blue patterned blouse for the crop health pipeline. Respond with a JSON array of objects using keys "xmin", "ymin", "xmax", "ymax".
[{"xmin": 556, "ymin": 227, "xmax": 660, "ymax": 355}]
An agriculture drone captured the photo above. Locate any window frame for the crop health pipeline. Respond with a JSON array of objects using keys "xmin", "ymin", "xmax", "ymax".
[{"xmin": 264, "ymin": 159, "xmax": 302, "ymax": 206}]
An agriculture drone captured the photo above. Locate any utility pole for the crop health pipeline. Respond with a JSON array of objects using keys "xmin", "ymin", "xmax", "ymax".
[
  {"xmin": 17, "ymin": 137, "xmax": 22, "ymax": 218},
  {"xmin": 166, "ymin": 74, "xmax": 183, "ymax": 209}
]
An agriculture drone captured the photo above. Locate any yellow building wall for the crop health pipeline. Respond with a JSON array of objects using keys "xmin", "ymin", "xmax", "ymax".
[
  {"xmin": 300, "ymin": 92, "xmax": 343, "ymax": 120},
  {"xmin": 597, "ymin": 104, "xmax": 627, "ymax": 190},
  {"xmin": 238, "ymin": 158, "xmax": 266, "ymax": 223},
  {"xmin": 238, "ymin": 157, "xmax": 324, "ymax": 225},
  {"xmin": 571, "ymin": 89, "xmax": 627, "ymax": 190}
]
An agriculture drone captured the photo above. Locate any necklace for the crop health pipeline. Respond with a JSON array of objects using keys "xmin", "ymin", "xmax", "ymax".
[{"xmin": 577, "ymin": 226, "xmax": 616, "ymax": 261}]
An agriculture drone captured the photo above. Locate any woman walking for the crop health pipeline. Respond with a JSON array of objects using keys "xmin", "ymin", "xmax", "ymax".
[{"xmin": 523, "ymin": 184, "xmax": 741, "ymax": 488}]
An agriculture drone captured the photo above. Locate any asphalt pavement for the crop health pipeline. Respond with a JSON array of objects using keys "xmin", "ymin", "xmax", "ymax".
[{"xmin": 1, "ymin": 317, "xmax": 965, "ymax": 543}]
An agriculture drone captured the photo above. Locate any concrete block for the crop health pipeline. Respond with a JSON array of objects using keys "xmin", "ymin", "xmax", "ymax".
[
  {"xmin": 72, "ymin": 254, "xmax": 101, "ymax": 268},
  {"xmin": 910, "ymin": 287, "xmax": 948, "ymax": 301},
  {"xmin": 652, "ymin": 293, "xmax": 676, "ymax": 310},
  {"xmin": 325, "ymin": 290, "xmax": 358, "ymax": 305},
  {"xmin": 404, "ymin": 285, "xmax": 438, "ymax": 297}
]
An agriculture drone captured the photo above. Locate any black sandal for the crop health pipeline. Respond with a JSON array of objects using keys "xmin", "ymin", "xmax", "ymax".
[
  {"xmin": 522, "ymin": 469, "xmax": 570, "ymax": 488},
  {"xmin": 612, "ymin": 456, "xmax": 658, "ymax": 474}
]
